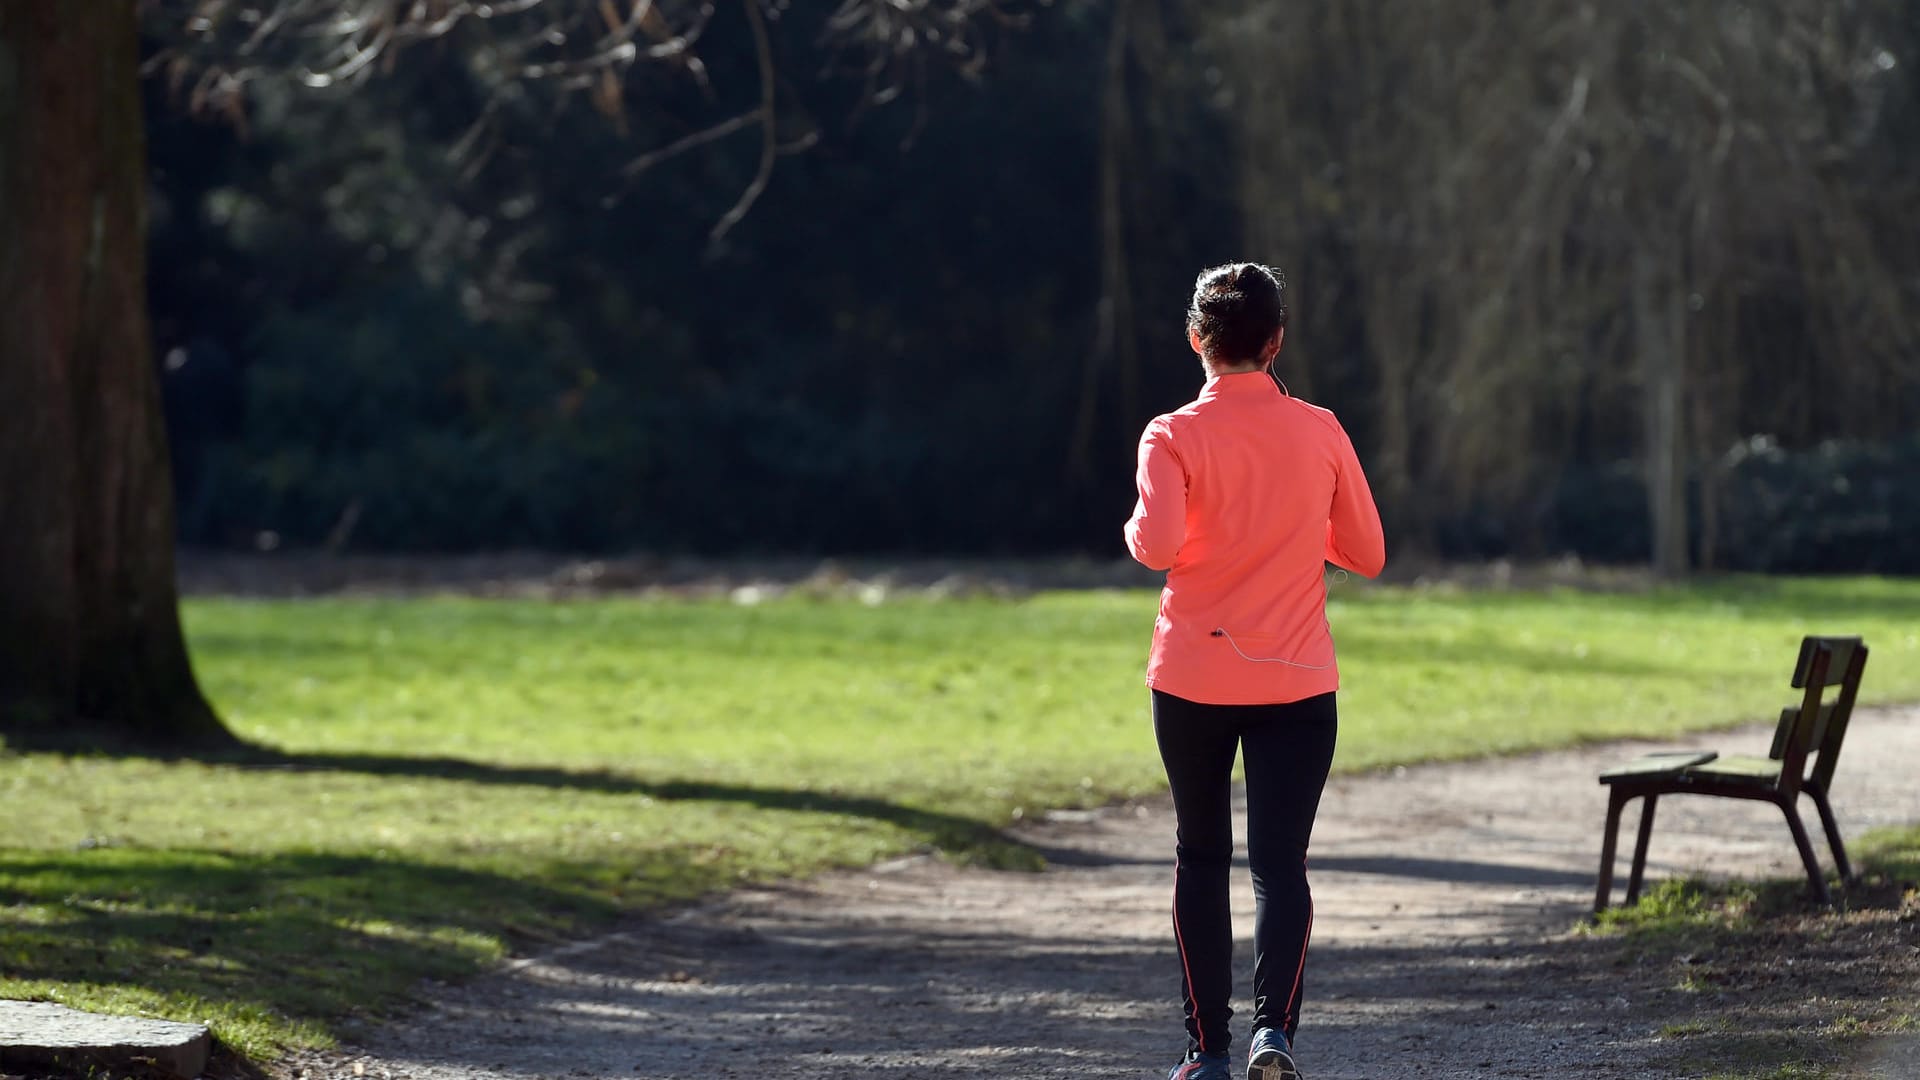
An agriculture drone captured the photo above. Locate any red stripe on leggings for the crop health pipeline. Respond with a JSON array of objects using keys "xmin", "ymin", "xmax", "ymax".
[
  {"xmin": 1283, "ymin": 871, "xmax": 1313, "ymax": 1031},
  {"xmin": 1171, "ymin": 864, "xmax": 1207, "ymax": 1054}
]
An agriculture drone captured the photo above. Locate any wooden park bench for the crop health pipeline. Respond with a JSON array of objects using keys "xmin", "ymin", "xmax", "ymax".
[{"xmin": 1593, "ymin": 635, "xmax": 1868, "ymax": 913}]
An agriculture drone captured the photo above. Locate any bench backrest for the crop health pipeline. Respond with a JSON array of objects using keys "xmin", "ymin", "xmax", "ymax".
[{"xmin": 1766, "ymin": 636, "xmax": 1868, "ymax": 794}]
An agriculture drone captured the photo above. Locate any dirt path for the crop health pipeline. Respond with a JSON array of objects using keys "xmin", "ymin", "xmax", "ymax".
[{"xmin": 303, "ymin": 707, "xmax": 1920, "ymax": 1080}]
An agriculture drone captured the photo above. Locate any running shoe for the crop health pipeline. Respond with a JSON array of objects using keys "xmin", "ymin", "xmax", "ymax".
[
  {"xmin": 1167, "ymin": 1051, "xmax": 1233, "ymax": 1080},
  {"xmin": 1247, "ymin": 1027, "xmax": 1300, "ymax": 1080}
]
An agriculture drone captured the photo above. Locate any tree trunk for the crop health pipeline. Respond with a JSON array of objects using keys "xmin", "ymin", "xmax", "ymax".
[
  {"xmin": 1067, "ymin": 0, "xmax": 1137, "ymax": 485},
  {"xmin": 0, "ymin": 0, "xmax": 228, "ymax": 748},
  {"xmin": 1634, "ymin": 250, "xmax": 1690, "ymax": 578}
]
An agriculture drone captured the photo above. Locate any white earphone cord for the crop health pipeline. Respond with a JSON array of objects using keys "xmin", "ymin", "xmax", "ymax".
[{"xmin": 1209, "ymin": 626, "xmax": 1335, "ymax": 670}]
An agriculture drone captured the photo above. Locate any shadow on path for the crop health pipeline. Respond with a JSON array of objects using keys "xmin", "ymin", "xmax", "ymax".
[
  {"xmin": 340, "ymin": 904, "xmax": 1778, "ymax": 1080},
  {"xmin": 1310, "ymin": 855, "xmax": 1598, "ymax": 888}
]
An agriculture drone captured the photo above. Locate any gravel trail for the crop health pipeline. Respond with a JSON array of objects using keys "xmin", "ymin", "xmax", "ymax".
[{"xmin": 299, "ymin": 707, "xmax": 1920, "ymax": 1080}]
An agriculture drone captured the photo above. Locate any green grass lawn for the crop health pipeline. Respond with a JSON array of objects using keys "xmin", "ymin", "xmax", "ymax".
[{"xmin": 3, "ymin": 575, "xmax": 1918, "ymax": 1059}]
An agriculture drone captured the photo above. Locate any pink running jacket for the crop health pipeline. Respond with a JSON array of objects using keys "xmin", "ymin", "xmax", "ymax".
[{"xmin": 1124, "ymin": 371, "xmax": 1386, "ymax": 705}]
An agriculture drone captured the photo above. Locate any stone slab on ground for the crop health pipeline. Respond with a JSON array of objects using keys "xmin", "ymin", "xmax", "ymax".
[{"xmin": 0, "ymin": 1000, "xmax": 212, "ymax": 1078}]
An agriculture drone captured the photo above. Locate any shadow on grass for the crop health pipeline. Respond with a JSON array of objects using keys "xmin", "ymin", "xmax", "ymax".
[
  {"xmin": 0, "ymin": 738, "xmax": 1041, "ymax": 1055},
  {"xmin": 0, "ymin": 725, "xmax": 1038, "ymax": 871},
  {"xmin": 223, "ymin": 746, "xmax": 1037, "ymax": 870},
  {"xmin": 0, "ymin": 746, "xmax": 1035, "ymax": 1063},
  {"xmin": 0, "ymin": 847, "xmax": 625, "ymax": 1056}
]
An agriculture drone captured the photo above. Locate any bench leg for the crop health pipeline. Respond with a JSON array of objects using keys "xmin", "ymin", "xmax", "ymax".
[
  {"xmin": 1805, "ymin": 783, "xmax": 1853, "ymax": 884},
  {"xmin": 1595, "ymin": 790, "xmax": 1628, "ymax": 913},
  {"xmin": 1779, "ymin": 798, "xmax": 1831, "ymax": 906},
  {"xmin": 1626, "ymin": 794, "xmax": 1659, "ymax": 906}
]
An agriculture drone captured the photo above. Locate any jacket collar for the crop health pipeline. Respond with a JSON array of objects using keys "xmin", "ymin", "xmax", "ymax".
[{"xmin": 1197, "ymin": 371, "xmax": 1282, "ymax": 401}]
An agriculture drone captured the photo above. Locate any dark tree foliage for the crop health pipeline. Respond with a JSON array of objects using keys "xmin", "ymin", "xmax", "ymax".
[
  {"xmin": 146, "ymin": 0, "xmax": 1920, "ymax": 569},
  {"xmin": 149, "ymin": 1, "xmax": 1136, "ymax": 555}
]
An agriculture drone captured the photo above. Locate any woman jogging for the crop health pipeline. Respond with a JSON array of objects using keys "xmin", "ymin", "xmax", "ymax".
[{"xmin": 1124, "ymin": 263, "xmax": 1385, "ymax": 1080}]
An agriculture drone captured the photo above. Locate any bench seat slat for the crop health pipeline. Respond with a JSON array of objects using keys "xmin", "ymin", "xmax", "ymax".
[
  {"xmin": 1683, "ymin": 754, "xmax": 1782, "ymax": 782},
  {"xmin": 1599, "ymin": 751, "xmax": 1718, "ymax": 782}
]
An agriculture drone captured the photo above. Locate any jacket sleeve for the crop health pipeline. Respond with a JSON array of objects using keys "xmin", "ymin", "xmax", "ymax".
[
  {"xmin": 1124, "ymin": 417, "xmax": 1187, "ymax": 571},
  {"xmin": 1325, "ymin": 420, "xmax": 1387, "ymax": 578}
]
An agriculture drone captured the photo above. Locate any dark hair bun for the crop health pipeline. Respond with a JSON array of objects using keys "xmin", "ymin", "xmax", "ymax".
[{"xmin": 1188, "ymin": 263, "xmax": 1288, "ymax": 364}]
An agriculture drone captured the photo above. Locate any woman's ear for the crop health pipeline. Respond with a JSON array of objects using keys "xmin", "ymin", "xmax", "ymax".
[
  {"xmin": 1188, "ymin": 328, "xmax": 1206, "ymax": 356},
  {"xmin": 1263, "ymin": 328, "xmax": 1286, "ymax": 366}
]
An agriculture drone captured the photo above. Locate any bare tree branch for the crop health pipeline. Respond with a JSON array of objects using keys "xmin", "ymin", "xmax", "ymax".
[
  {"xmin": 618, "ymin": 108, "xmax": 761, "ymax": 176},
  {"xmin": 707, "ymin": 0, "xmax": 777, "ymax": 245},
  {"xmin": 143, "ymin": 0, "xmax": 1044, "ymax": 237}
]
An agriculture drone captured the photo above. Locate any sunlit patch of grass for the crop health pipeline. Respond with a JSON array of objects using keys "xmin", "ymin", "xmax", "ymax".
[
  {"xmin": 1329, "ymin": 575, "xmax": 1920, "ymax": 769},
  {"xmin": 1854, "ymin": 826, "xmax": 1920, "ymax": 883},
  {"xmin": 1660, "ymin": 1019, "xmax": 1714, "ymax": 1038},
  {"xmin": 1738, "ymin": 1066, "xmax": 1832, "ymax": 1080},
  {"xmin": 1825, "ymin": 1015, "xmax": 1874, "ymax": 1038}
]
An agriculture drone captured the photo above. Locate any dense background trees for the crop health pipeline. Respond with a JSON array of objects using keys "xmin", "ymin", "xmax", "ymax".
[
  {"xmin": 0, "ymin": 0, "xmax": 1048, "ymax": 745},
  {"xmin": 144, "ymin": 0, "xmax": 1920, "ymax": 570},
  {"xmin": 1212, "ymin": 1, "xmax": 1920, "ymax": 573}
]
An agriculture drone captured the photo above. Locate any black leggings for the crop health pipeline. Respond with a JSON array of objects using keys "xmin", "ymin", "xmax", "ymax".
[{"xmin": 1152, "ymin": 688, "xmax": 1338, "ymax": 1057}]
